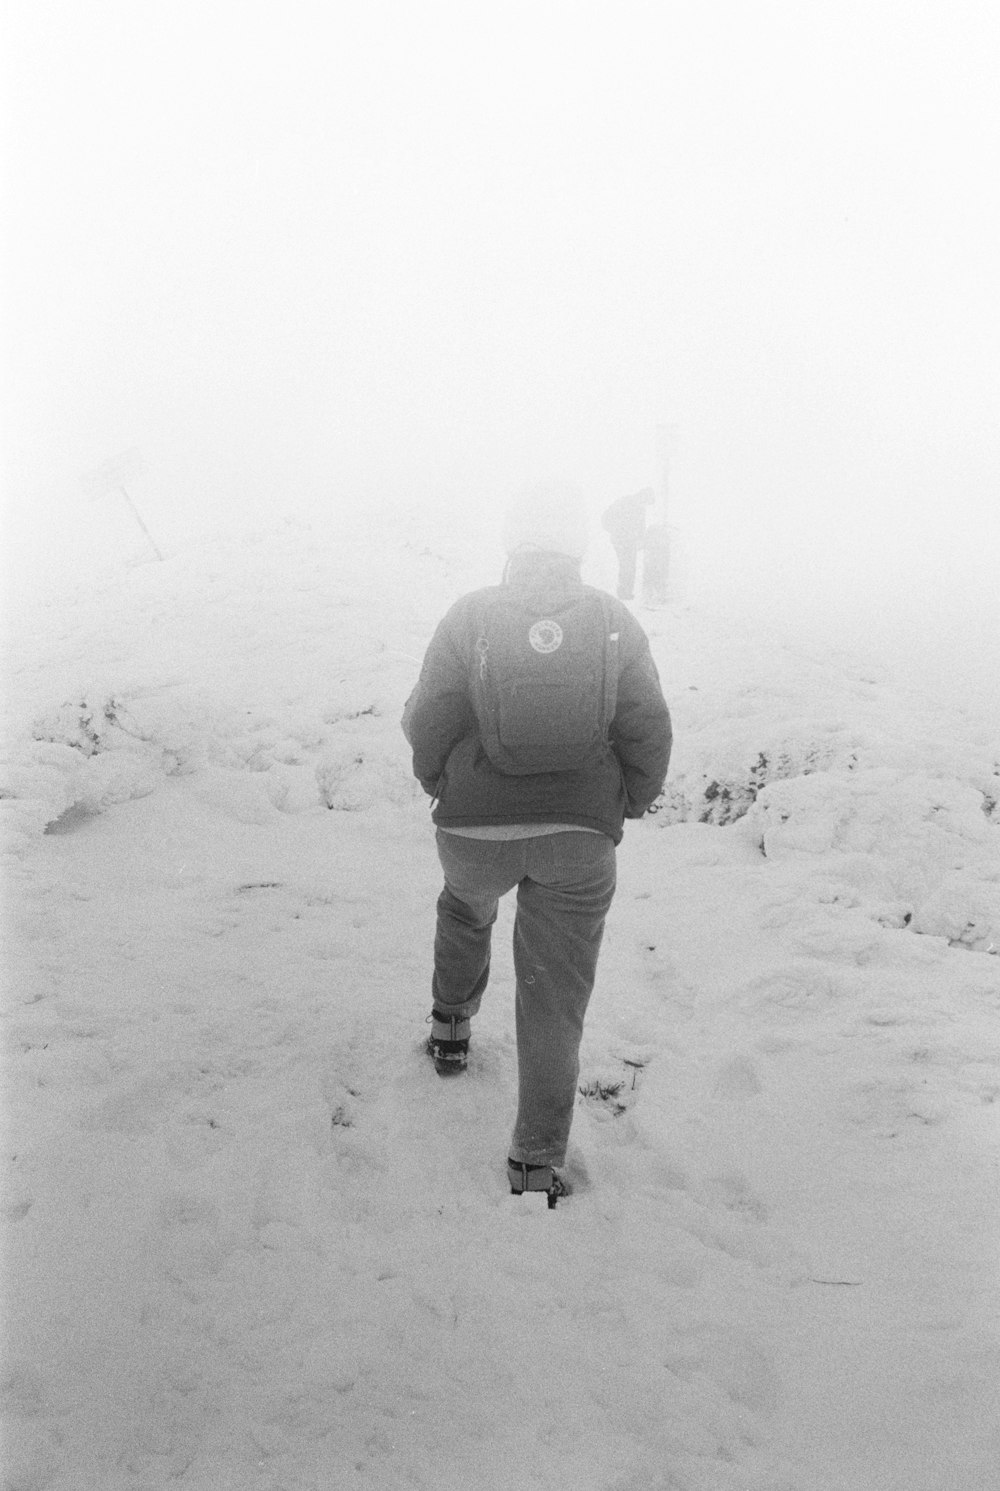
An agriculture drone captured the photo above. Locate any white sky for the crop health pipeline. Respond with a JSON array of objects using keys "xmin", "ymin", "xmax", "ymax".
[{"xmin": 2, "ymin": 0, "xmax": 998, "ymax": 694}]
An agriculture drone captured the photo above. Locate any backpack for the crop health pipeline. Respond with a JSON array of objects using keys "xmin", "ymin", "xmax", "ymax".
[{"xmin": 470, "ymin": 588, "xmax": 620, "ymax": 775}]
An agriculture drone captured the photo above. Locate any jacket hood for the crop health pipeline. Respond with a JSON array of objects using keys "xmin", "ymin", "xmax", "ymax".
[{"xmin": 503, "ymin": 551, "xmax": 584, "ymax": 614}]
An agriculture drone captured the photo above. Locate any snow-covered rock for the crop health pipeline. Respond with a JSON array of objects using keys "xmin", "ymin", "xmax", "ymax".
[{"xmin": 744, "ymin": 769, "xmax": 998, "ymax": 951}]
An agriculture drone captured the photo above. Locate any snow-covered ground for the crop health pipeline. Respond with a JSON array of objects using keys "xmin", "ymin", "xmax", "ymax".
[{"xmin": 2, "ymin": 509, "xmax": 998, "ymax": 1491}]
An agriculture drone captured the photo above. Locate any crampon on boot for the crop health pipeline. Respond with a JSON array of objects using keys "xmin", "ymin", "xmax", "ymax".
[
  {"xmin": 507, "ymin": 1158, "xmax": 569, "ymax": 1209},
  {"xmin": 426, "ymin": 1010, "xmax": 471, "ymax": 1076}
]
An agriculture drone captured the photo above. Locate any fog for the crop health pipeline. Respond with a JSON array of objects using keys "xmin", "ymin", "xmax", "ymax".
[{"xmin": 3, "ymin": 1, "xmax": 998, "ymax": 713}]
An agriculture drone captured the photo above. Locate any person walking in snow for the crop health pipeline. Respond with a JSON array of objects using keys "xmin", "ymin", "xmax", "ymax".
[
  {"xmin": 601, "ymin": 486, "xmax": 656, "ymax": 601},
  {"xmin": 402, "ymin": 486, "xmax": 672, "ymax": 1206}
]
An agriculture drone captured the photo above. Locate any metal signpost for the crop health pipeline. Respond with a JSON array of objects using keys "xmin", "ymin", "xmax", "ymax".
[{"xmin": 79, "ymin": 448, "xmax": 163, "ymax": 561}]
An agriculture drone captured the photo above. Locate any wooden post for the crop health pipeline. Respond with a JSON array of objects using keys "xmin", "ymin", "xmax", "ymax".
[
  {"xmin": 645, "ymin": 422, "xmax": 678, "ymax": 606},
  {"xmin": 654, "ymin": 421, "xmax": 678, "ymax": 525}
]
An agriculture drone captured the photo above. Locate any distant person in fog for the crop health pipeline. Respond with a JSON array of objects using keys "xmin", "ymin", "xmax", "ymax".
[{"xmin": 601, "ymin": 487, "xmax": 655, "ymax": 601}]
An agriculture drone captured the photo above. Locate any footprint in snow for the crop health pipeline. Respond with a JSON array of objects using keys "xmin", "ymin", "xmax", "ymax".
[
  {"xmin": 702, "ymin": 1171, "xmax": 771, "ymax": 1222},
  {"xmin": 712, "ymin": 1054, "xmax": 763, "ymax": 1099},
  {"xmin": 158, "ymin": 1193, "xmax": 220, "ymax": 1230},
  {"xmin": 843, "ymin": 1076, "xmax": 951, "ymax": 1136},
  {"xmin": 2, "ymin": 1198, "xmax": 33, "ymax": 1223}
]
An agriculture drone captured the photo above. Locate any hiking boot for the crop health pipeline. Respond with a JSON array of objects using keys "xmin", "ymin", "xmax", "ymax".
[
  {"xmin": 507, "ymin": 1158, "xmax": 569, "ymax": 1209},
  {"xmin": 426, "ymin": 1010, "xmax": 471, "ymax": 1075}
]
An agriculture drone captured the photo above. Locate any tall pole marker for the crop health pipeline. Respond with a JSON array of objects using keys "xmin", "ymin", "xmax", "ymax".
[{"xmin": 79, "ymin": 448, "xmax": 163, "ymax": 561}]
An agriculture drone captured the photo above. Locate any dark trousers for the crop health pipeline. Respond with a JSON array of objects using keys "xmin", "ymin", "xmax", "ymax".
[
  {"xmin": 611, "ymin": 539, "xmax": 639, "ymax": 600},
  {"xmin": 433, "ymin": 830, "xmax": 617, "ymax": 1166}
]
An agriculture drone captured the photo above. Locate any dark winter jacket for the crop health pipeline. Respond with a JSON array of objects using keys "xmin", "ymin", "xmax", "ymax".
[{"xmin": 401, "ymin": 554, "xmax": 672, "ymax": 844}]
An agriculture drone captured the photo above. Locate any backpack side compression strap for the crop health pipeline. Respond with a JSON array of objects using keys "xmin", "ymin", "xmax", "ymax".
[{"xmin": 598, "ymin": 592, "xmax": 620, "ymax": 743}]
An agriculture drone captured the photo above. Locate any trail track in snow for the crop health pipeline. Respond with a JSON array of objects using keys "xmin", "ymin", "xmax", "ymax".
[{"xmin": 4, "ymin": 787, "xmax": 826, "ymax": 1491}]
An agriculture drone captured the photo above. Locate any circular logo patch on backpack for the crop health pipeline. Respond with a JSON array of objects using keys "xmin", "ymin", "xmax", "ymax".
[{"xmin": 528, "ymin": 619, "xmax": 563, "ymax": 654}]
